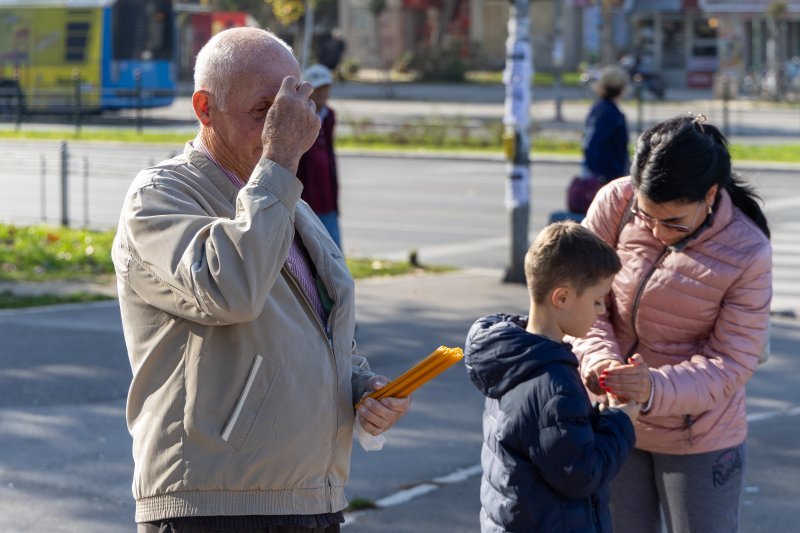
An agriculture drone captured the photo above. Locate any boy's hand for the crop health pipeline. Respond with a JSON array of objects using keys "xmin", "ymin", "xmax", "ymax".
[
  {"xmin": 583, "ymin": 358, "xmax": 623, "ymax": 396},
  {"xmin": 356, "ymin": 376, "xmax": 412, "ymax": 436},
  {"xmin": 607, "ymin": 393, "xmax": 640, "ymax": 419}
]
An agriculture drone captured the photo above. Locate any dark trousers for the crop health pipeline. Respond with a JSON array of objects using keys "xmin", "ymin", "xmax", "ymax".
[{"xmin": 138, "ymin": 522, "xmax": 341, "ymax": 533}]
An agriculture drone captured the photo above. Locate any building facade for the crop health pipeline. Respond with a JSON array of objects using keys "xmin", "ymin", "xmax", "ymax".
[{"xmin": 337, "ymin": 0, "xmax": 585, "ymax": 73}]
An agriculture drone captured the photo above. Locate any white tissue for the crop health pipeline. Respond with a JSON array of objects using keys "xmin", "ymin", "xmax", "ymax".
[{"xmin": 354, "ymin": 417, "xmax": 385, "ymax": 451}]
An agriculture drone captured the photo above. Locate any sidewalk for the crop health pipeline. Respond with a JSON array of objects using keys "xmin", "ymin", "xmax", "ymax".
[{"xmin": 1, "ymin": 269, "xmax": 798, "ymax": 532}]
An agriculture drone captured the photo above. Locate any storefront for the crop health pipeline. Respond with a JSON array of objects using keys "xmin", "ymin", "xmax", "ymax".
[
  {"xmin": 626, "ymin": 0, "xmax": 719, "ymax": 87},
  {"xmin": 700, "ymin": 0, "xmax": 800, "ymax": 92}
]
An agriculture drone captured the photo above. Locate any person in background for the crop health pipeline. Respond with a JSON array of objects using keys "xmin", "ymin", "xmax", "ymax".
[
  {"xmin": 574, "ymin": 115, "xmax": 772, "ymax": 532},
  {"xmin": 113, "ymin": 27, "xmax": 410, "ymax": 532},
  {"xmin": 298, "ymin": 63, "xmax": 342, "ymax": 250},
  {"xmin": 582, "ymin": 65, "xmax": 630, "ymax": 184},
  {"xmin": 464, "ymin": 221, "xmax": 637, "ymax": 532}
]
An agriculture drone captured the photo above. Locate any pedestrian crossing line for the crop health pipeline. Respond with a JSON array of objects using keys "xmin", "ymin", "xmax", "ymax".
[
  {"xmin": 342, "ymin": 405, "xmax": 798, "ymax": 527},
  {"xmin": 747, "ymin": 406, "xmax": 800, "ymax": 423}
]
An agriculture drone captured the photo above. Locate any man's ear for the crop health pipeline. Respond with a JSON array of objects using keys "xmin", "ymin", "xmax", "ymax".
[
  {"xmin": 550, "ymin": 286, "xmax": 571, "ymax": 309},
  {"xmin": 192, "ymin": 90, "xmax": 212, "ymax": 126}
]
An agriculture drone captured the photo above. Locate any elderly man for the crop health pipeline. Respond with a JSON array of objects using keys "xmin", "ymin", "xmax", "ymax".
[{"xmin": 113, "ymin": 27, "xmax": 410, "ymax": 532}]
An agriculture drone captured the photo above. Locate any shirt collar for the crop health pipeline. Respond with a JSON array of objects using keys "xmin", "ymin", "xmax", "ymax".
[{"xmin": 192, "ymin": 135, "xmax": 248, "ymax": 190}]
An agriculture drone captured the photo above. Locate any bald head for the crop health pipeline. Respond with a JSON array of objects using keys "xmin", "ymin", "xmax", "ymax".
[{"xmin": 194, "ymin": 27, "xmax": 298, "ymax": 111}]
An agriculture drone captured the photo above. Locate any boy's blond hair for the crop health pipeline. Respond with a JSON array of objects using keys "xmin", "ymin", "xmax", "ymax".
[{"xmin": 525, "ymin": 221, "xmax": 621, "ymax": 304}]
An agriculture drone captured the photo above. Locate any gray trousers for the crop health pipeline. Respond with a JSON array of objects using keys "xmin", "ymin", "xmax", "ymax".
[{"xmin": 610, "ymin": 443, "xmax": 746, "ymax": 533}]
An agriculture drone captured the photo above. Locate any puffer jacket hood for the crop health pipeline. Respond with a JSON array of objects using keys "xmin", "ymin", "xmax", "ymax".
[{"xmin": 465, "ymin": 314, "xmax": 575, "ymax": 399}]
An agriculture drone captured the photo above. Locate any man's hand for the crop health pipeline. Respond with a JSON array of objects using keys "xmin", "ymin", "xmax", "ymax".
[
  {"xmin": 260, "ymin": 76, "xmax": 321, "ymax": 174},
  {"xmin": 356, "ymin": 376, "xmax": 412, "ymax": 436}
]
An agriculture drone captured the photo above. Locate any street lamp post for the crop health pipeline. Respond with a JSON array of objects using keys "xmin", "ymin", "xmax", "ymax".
[{"xmin": 502, "ymin": 0, "xmax": 532, "ymax": 284}]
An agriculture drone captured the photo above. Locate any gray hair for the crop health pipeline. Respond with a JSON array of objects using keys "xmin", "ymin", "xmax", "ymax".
[{"xmin": 194, "ymin": 28, "xmax": 293, "ymax": 111}]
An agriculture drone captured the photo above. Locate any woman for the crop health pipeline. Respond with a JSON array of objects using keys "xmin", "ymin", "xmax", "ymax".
[
  {"xmin": 582, "ymin": 65, "xmax": 630, "ymax": 184},
  {"xmin": 573, "ymin": 115, "xmax": 772, "ymax": 532},
  {"xmin": 569, "ymin": 66, "xmax": 631, "ymax": 215}
]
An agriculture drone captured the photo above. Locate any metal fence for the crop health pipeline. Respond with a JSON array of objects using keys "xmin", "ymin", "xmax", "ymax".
[{"xmin": 0, "ymin": 140, "xmax": 181, "ymax": 230}]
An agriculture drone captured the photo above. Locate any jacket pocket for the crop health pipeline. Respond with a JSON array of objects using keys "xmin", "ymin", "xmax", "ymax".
[{"xmin": 221, "ymin": 354, "xmax": 270, "ymax": 450}]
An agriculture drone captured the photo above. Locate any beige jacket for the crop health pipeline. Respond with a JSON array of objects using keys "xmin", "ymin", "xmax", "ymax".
[
  {"xmin": 112, "ymin": 143, "xmax": 374, "ymax": 522},
  {"xmin": 573, "ymin": 178, "xmax": 772, "ymax": 455}
]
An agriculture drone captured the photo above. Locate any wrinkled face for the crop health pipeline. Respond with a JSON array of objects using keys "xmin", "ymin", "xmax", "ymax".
[
  {"xmin": 561, "ymin": 275, "xmax": 615, "ymax": 338},
  {"xmin": 208, "ymin": 53, "xmax": 300, "ymax": 178}
]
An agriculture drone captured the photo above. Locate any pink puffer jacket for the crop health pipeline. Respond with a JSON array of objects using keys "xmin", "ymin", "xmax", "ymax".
[{"xmin": 573, "ymin": 178, "xmax": 772, "ymax": 454}]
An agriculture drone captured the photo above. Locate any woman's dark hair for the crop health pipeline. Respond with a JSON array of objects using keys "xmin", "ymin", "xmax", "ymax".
[{"xmin": 630, "ymin": 115, "xmax": 770, "ymax": 238}]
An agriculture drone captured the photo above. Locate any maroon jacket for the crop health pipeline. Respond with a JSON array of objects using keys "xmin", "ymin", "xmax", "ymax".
[{"xmin": 296, "ymin": 106, "xmax": 338, "ymax": 214}]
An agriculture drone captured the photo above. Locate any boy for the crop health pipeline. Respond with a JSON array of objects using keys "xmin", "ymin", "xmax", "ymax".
[
  {"xmin": 464, "ymin": 221, "xmax": 637, "ymax": 532},
  {"xmin": 297, "ymin": 63, "xmax": 342, "ymax": 249}
]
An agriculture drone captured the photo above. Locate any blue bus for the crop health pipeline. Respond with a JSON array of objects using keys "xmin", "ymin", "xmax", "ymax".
[{"xmin": 0, "ymin": 0, "xmax": 176, "ymax": 113}]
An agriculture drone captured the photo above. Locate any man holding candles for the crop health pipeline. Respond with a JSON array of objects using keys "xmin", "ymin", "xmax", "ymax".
[{"xmin": 112, "ymin": 27, "xmax": 410, "ymax": 532}]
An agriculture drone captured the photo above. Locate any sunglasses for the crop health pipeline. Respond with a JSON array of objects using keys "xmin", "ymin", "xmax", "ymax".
[{"xmin": 630, "ymin": 200, "xmax": 705, "ymax": 233}]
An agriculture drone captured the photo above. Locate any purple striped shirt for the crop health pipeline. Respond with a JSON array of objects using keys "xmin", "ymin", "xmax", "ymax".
[
  {"xmin": 193, "ymin": 137, "xmax": 328, "ymax": 324},
  {"xmin": 193, "ymin": 136, "xmax": 248, "ymax": 189}
]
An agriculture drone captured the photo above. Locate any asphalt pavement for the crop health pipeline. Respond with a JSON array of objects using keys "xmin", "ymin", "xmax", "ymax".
[
  {"xmin": 1, "ymin": 81, "xmax": 800, "ymax": 531},
  {"xmin": 1, "ymin": 269, "xmax": 799, "ymax": 532}
]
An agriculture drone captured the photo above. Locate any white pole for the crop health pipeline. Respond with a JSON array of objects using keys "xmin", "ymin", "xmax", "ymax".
[
  {"xmin": 502, "ymin": 0, "xmax": 532, "ymax": 283},
  {"xmin": 300, "ymin": 0, "xmax": 315, "ymax": 71}
]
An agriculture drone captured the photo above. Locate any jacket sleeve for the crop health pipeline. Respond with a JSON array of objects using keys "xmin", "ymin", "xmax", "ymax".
[
  {"xmin": 647, "ymin": 239, "xmax": 772, "ymax": 416},
  {"xmin": 116, "ymin": 159, "xmax": 302, "ymax": 325},
  {"xmin": 570, "ymin": 180, "xmax": 632, "ymax": 372},
  {"xmin": 350, "ymin": 338, "xmax": 376, "ymax": 405},
  {"xmin": 525, "ymin": 389, "xmax": 635, "ymax": 499}
]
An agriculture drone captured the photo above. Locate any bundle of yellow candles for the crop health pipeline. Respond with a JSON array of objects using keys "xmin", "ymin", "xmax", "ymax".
[{"xmin": 356, "ymin": 346, "xmax": 464, "ymax": 408}]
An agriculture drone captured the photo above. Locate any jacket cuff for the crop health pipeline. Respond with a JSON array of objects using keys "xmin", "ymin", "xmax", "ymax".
[
  {"xmin": 640, "ymin": 372, "xmax": 656, "ymax": 413},
  {"xmin": 249, "ymin": 159, "xmax": 303, "ymax": 210}
]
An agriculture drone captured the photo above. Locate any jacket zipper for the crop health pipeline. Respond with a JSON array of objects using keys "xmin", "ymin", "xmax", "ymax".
[
  {"xmin": 684, "ymin": 414, "xmax": 695, "ymax": 447},
  {"xmin": 320, "ymin": 251, "xmax": 340, "ymax": 512},
  {"xmin": 625, "ymin": 247, "xmax": 671, "ymax": 358},
  {"xmin": 282, "ymin": 260, "xmax": 341, "ymax": 510}
]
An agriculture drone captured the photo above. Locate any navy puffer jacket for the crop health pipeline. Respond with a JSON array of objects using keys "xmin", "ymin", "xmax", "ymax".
[{"xmin": 465, "ymin": 314, "xmax": 635, "ymax": 533}]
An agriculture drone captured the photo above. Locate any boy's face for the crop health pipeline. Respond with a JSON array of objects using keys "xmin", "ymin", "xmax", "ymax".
[{"xmin": 559, "ymin": 275, "xmax": 615, "ymax": 338}]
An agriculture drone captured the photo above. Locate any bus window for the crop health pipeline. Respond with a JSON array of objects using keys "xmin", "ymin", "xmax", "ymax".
[
  {"xmin": 66, "ymin": 22, "xmax": 90, "ymax": 62},
  {"xmin": 112, "ymin": 0, "xmax": 174, "ymax": 61}
]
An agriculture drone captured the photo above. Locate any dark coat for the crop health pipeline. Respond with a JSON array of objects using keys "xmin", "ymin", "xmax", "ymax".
[
  {"xmin": 582, "ymin": 99, "xmax": 629, "ymax": 182},
  {"xmin": 464, "ymin": 314, "xmax": 635, "ymax": 533}
]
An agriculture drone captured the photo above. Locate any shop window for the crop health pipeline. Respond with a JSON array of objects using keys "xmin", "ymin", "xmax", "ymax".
[
  {"xmin": 662, "ymin": 18, "xmax": 685, "ymax": 69},
  {"xmin": 690, "ymin": 18, "xmax": 717, "ymax": 71},
  {"xmin": 634, "ymin": 18, "xmax": 656, "ymax": 70}
]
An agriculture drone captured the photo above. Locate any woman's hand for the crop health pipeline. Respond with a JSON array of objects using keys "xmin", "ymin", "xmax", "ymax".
[
  {"xmin": 599, "ymin": 354, "xmax": 652, "ymax": 404},
  {"xmin": 356, "ymin": 376, "xmax": 412, "ymax": 436},
  {"xmin": 583, "ymin": 358, "xmax": 623, "ymax": 396}
]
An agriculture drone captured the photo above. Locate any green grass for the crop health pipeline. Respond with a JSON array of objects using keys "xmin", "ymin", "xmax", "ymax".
[
  {"xmin": 345, "ymin": 497, "xmax": 377, "ymax": 512},
  {"xmin": 466, "ymin": 70, "xmax": 582, "ymax": 87},
  {"xmin": 3, "ymin": 128, "xmax": 796, "ymax": 164},
  {"xmin": 0, "ymin": 223, "xmax": 452, "ymax": 284},
  {"xmin": 347, "ymin": 258, "xmax": 454, "ymax": 279},
  {"xmin": 0, "ymin": 129, "xmax": 188, "ymax": 144},
  {"xmin": 0, "ymin": 223, "xmax": 115, "ymax": 281},
  {"xmin": 729, "ymin": 144, "xmax": 800, "ymax": 164},
  {"xmin": 0, "ymin": 290, "xmax": 112, "ymax": 309}
]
